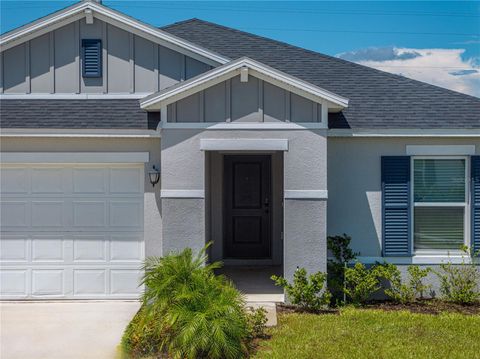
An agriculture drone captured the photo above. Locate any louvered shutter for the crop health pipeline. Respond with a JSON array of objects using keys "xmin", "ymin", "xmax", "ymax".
[
  {"xmin": 382, "ymin": 156, "xmax": 411, "ymax": 256},
  {"xmin": 472, "ymin": 156, "xmax": 480, "ymax": 256},
  {"xmin": 82, "ymin": 39, "xmax": 102, "ymax": 78}
]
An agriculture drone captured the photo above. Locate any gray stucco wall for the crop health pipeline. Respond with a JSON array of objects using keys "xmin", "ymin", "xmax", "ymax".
[
  {"xmin": 0, "ymin": 19, "xmax": 211, "ymax": 94},
  {"xmin": 0, "ymin": 137, "xmax": 163, "ymax": 258},
  {"xmin": 327, "ymin": 137, "xmax": 480, "ymax": 258},
  {"xmin": 167, "ymin": 75, "xmax": 322, "ymax": 123},
  {"xmin": 160, "ymin": 128, "xmax": 328, "ymax": 280}
]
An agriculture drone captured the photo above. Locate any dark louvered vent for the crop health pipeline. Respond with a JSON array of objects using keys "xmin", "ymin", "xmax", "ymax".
[
  {"xmin": 382, "ymin": 156, "xmax": 411, "ymax": 256},
  {"xmin": 472, "ymin": 156, "xmax": 480, "ymax": 255},
  {"xmin": 82, "ymin": 39, "xmax": 102, "ymax": 78}
]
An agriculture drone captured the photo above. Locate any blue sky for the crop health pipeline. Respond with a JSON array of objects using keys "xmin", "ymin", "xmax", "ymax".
[{"xmin": 1, "ymin": 1, "xmax": 479, "ymax": 96}]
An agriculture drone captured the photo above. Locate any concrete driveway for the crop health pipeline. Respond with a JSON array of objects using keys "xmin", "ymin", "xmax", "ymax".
[{"xmin": 0, "ymin": 301, "xmax": 141, "ymax": 359}]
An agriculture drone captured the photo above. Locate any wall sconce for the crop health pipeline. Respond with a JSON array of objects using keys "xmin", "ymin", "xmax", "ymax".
[{"xmin": 149, "ymin": 165, "xmax": 160, "ymax": 187}]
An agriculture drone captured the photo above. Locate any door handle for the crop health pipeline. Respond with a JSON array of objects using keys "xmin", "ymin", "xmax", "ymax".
[{"xmin": 264, "ymin": 198, "xmax": 269, "ymax": 213}]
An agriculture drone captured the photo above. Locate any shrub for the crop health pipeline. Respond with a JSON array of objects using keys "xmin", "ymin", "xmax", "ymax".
[
  {"xmin": 327, "ymin": 234, "xmax": 359, "ymax": 303},
  {"xmin": 271, "ymin": 268, "xmax": 331, "ymax": 311},
  {"xmin": 436, "ymin": 247, "xmax": 480, "ymax": 304},
  {"xmin": 381, "ymin": 264, "xmax": 431, "ymax": 304},
  {"xmin": 246, "ymin": 307, "xmax": 268, "ymax": 339},
  {"xmin": 344, "ymin": 262, "xmax": 384, "ymax": 305},
  {"xmin": 122, "ymin": 246, "xmax": 250, "ymax": 359}
]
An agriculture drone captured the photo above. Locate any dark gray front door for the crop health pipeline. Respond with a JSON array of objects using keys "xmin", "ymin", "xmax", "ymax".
[{"xmin": 224, "ymin": 155, "xmax": 272, "ymax": 259}]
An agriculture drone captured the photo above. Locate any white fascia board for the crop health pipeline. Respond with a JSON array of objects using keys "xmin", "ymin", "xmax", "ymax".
[
  {"xmin": 406, "ymin": 145, "xmax": 475, "ymax": 156},
  {"xmin": 200, "ymin": 138, "xmax": 288, "ymax": 151},
  {"xmin": 0, "ymin": 128, "xmax": 161, "ymax": 138},
  {"xmin": 140, "ymin": 57, "xmax": 349, "ymax": 110},
  {"xmin": 1, "ymin": 152, "xmax": 150, "ymax": 163},
  {"xmin": 0, "ymin": 93, "xmax": 153, "ymax": 100},
  {"xmin": 161, "ymin": 122, "xmax": 328, "ymax": 130},
  {"xmin": 328, "ymin": 128, "xmax": 480, "ymax": 137},
  {"xmin": 0, "ymin": 1, "xmax": 228, "ymax": 66}
]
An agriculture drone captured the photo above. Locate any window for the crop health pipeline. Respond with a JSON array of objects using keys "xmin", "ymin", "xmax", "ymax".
[
  {"xmin": 82, "ymin": 39, "xmax": 102, "ymax": 78},
  {"xmin": 413, "ymin": 157, "xmax": 468, "ymax": 253}
]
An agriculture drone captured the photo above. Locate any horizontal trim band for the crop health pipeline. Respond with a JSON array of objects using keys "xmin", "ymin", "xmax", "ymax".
[
  {"xmin": 329, "ymin": 129, "xmax": 480, "ymax": 137},
  {"xmin": 406, "ymin": 145, "xmax": 475, "ymax": 155},
  {"xmin": 354, "ymin": 255, "xmax": 477, "ymax": 265},
  {"xmin": 1, "ymin": 128, "xmax": 160, "ymax": 138},
  {"xmin": 0, "ymin": 93, "xmax": 152, "ymax": 100},
  {"xmin": 284, "ymin": 190, "xmax": 328, "ymax": 199},
  {"xmin": 200, "ymin": 139, "xmax": 288, "ymax": 151},
  {"xmin": 160, "ymin": 190, "xmax": 205, "ymax": 198},
  {"xmin": 161, "ymin": 122, "xmax": 327, "ymax": 130},
  {"xmin": 0, "ymin": 152, "xmax": 150, "ymax": 163}
]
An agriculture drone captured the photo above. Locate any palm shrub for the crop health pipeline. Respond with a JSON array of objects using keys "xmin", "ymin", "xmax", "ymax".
[
  {"xmin": 271, "ymin": 268, "xmax": 331, "ymax": 311},
  {"xmin": 436, "ymin": 247, "xmax": 480, "ymax": 304},
  {"xmin": 122, "ymin": 246, "xmax": 250, "ymax": 359}
]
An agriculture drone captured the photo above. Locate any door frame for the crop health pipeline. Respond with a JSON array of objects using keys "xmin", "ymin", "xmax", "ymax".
[{"xmin": 222, "ymin": 154, "xmax": 273, "ymax": 260}]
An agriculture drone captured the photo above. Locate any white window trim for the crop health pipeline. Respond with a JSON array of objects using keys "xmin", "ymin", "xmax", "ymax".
[{"xmin": 410, "ymin": 155, "xmax": 470, "ymax": 256}]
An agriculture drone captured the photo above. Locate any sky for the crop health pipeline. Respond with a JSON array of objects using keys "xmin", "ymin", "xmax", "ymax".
[{"xmin": 1, "ymin": 1, "xmax": 479, "ymax": 97}]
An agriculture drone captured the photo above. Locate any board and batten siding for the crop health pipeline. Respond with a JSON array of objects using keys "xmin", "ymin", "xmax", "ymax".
[
  {"xmin": 0, "ymin": 19, "xmax": 211, "ymax": 94},
  {"xmin": 167, "ymin": 75, "xmax": 323, "ymax": 123}
]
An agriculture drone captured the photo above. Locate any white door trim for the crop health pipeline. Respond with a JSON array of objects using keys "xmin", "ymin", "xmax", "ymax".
[{"xmin": 200, "ymin": 139, "xmax": 288, "ymax": 151}]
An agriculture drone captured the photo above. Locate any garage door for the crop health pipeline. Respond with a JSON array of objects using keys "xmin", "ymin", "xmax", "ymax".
[{"xmin": 0, "ymin": 163, "xmax": 145, "ymax": 299}]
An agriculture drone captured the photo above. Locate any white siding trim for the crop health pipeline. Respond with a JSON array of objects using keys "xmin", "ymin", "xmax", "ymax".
[
  {"xmin": 200, "ymin": 139, "xmax": 288, "ymax": 151},
  {"xmin": 284, "ymin": 190, "xmax": 328, "ymax": 199},
  {"xmin": 160, "ymin": 190, "xmax": 205, "ymax": 198},
  {"xmin": 1, "ymin": 152, "xmax": 150, "ymax": 163},
  {"xmin": 1, "ymin": 129, "xmax": 160, "ymax": 138},
  {"xmin": 0, "ymin": 93, "xmax": 153, "ymax": 99},
  {"xmin": 355, "ymin": 256, "xmax": 476, "ymax": 265},
  {"xmin": 406, "ymin": 145, "xmax": 475, "ymax": 156},
  {"xmin": 161, "ymin": 122, "xmax": 327, "ymax": 130},
  {"xmin": 329, "ymin": 129, "xmax": 480, "ymax": 137}
]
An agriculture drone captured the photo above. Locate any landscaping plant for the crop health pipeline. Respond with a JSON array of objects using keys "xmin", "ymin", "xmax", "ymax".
[
  {"xmin": 382, "ymin": 264, "xmax": 431, "ymax": 304},
  {"xmin": 271, "ymin": 268, "xmax": 331, "ymax": 311},
  {"xmin": 327, "ymin": 234, "xmax": 359, "ymax": 303},
  {"xmin": 344, "ymin": 262, "xmax": 384, "ymax": 305},
  {"xmin": 122, "ymin": 245, "xmax": 251, "ymax": 359},
  {"xmin": 436, "ymin": 246, "xmax": 480, "ymax": 304},
  {"xmin": 246, "ymin": 307, "xmax": 268, "ymax": 339}
]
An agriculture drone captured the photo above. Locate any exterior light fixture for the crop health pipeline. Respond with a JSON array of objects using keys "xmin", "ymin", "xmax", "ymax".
[{"xmin": 149, "ymin": 165, "xmax": 160, "ymax": 187}]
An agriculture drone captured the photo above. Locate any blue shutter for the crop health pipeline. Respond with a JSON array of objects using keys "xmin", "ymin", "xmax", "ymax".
[
  {"xmin": 382, "ymin": 156, "xmax": 411, "ymax": 256},
  {"xmin": 472, "ymin": 156, "xmax": 480, "ymax": 256},
  {"xmin": 82, "ymin": 39, "xmax": 102, "ymax": 78}
]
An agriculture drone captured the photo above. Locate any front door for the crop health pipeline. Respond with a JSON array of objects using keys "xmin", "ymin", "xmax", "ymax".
[{"xmin": 224, "ymin": 155, "xmax": 272, "ymax": 259}]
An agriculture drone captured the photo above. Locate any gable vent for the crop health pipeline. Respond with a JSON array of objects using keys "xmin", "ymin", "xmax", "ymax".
[{"xmin": 82, "ymin": 39, "xmax": 102, "ymax": 78}]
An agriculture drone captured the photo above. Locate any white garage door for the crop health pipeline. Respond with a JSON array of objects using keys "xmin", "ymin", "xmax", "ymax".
[{"xmin": 0, "ymin": 163, "xmax": 145, "ymax": 299}]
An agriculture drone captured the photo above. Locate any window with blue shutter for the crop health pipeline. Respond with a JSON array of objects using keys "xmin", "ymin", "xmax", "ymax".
[
  {"xmin": 382, "ymin": 156, "xmax": 411, "ymax": 256},
  {"xmin": 472, "ymin": 156, "xmax": 480, "ymax": 256},
  {"xmin": 82, "ymin": 39, "xmax": 102, "ymax": 78}
]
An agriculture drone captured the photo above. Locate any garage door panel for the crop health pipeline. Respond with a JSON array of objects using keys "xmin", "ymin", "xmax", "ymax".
[
  {"xmin": 31, "ymin": 201, "xmax": 65, "ymax": 228},
  {"xmin": 73, "ymin": 168, "xmax": 106, "ymax": 194},
  {"xmin": 0, "ymin": 236, "xmax": 28, "ymax": 261},
  {"xmin": 31, "ymin": 168, "xmax": 66, "ymax": 194},
  {"xmin": 32, "ymin": 269, "xmax": 64, "ymax": 296},
  {"xmin": 109, "ymin": 168, "xmax": 143, "ymax": 194},
  {"xmin": 73, "ymin": 269, "xmax": 107, "ymax": 295},
  {"xmin": 0, "ymin": 270, "xmax": 28, "ymax": 297},
  {"xmin": 1, "ymin": 163, "xmax": 145, "ymax": 300},
  {"xmin": 1, "ymin": 168, "xmax": 29, "ymax": 194},
  {"xmin": 73, "ymin": 235, "xmax": 107, "ymax": 262},
  {"xmin": 111, "ymin": 269, "xmax": 143, "ymax": 295},
  {"xmin": 31, "ymin": 236, "xmax": 65, "ymax": 262}
]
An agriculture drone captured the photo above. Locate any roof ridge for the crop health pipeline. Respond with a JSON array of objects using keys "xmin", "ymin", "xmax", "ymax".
[{"xmin": 162, "ymin": 18, "xmax": 480, "ymax": 101}]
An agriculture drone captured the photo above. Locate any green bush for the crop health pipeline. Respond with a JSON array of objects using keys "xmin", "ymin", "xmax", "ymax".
[
  {"xmin": 326, "ymin": 234, "xmax": 358, "ymax": 304},
  {"xmin": 122, "ymin": 246, "xmax": 251, "ymax": 359},
  {"xmin": 381, "ymin": 264, "xmax": 431, "ymax": 304},
  {"xmin": 246, "ymin": 307, "xmax": 268, "ymax": 339},
  {"xmin": 436, "ymin": 247, "xmax": 480, "ymax": 304},
  {"xmin": 271, "ymin": 268, "xmax": 331, "ymax": 311},
  {"xmin": 344, "ymin": 262, "xmax": 384, "ymax": 305}
]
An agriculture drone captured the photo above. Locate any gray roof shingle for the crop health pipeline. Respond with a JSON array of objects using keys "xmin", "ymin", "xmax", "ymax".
[
  {"xmin": 161, "ymin": 19, "xmax": 480, "ymax": 130},
  {"xmin": 0, "ymin": 99, "xmax": 159, "ymax": 130}
]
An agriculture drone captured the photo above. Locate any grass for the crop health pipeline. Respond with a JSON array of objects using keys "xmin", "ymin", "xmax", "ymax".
[{"xmin": 253, "ymin": 307, "xmax": 480, "ymax": 359}]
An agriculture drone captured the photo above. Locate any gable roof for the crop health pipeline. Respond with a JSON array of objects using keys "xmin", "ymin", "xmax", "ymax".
[
  {"xmin": 140, "ymin": 56, "xmax": 349, "ymax": 110},
  {"xmin": 162, "ymin": 19, "xmax": 480, "ymax": 130},
  {"xmin": 0, "ymin": 1, "xmax": 228, "ymax": 66}
]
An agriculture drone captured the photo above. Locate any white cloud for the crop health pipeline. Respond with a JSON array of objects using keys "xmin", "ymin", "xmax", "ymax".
[{"xmin": 337, "ymin": 47, "xmax": 480, "ymax": 97}]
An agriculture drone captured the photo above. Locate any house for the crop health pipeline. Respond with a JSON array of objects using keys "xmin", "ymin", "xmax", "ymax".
[{"xmin": 1, "ymin": 0, "xmax": 479, "ymax": 300}]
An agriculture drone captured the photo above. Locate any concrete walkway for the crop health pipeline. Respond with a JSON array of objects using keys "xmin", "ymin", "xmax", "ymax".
[{"xmin": 0, "ymin": 301, "xmax": 140, "ymax": 359}]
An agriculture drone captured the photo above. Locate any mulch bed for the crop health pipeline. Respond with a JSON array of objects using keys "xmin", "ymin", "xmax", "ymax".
[{"xmin": 277, "ymin": 300, "xmax": 480, "ymax": 316}]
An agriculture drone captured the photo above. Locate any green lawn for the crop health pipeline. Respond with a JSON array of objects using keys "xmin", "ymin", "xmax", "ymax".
[{"xmin": 253, "ymin": 308, "xmax": 480, "ymax": 359}]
